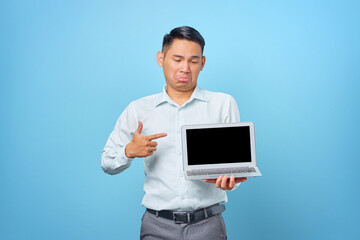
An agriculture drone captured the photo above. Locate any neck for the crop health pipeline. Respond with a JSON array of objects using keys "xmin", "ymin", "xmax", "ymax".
[{"xmin": 166, "ymin": 86, "xmax": 196, "ymax": 107}]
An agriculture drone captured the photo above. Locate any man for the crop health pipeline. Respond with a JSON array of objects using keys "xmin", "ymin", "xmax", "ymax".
[{"xmin": 101, "ymin": 26, "xmax": 247, "ymax": 239}]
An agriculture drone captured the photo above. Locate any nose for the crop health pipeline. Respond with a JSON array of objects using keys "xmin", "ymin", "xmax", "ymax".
[{"xmin": 180, "ymin": 61, "xmax": 190, "ymax": 73}]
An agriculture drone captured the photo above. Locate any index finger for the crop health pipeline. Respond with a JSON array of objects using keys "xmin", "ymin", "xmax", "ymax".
[{"xmin": 147, "ymin": 133, "xmax": 167, "ymax": 140}]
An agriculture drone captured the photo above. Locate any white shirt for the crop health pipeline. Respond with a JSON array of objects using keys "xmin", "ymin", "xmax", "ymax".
[{"xmin": 101, "ymin": 85, "xmax": 240, "ymax": 211}]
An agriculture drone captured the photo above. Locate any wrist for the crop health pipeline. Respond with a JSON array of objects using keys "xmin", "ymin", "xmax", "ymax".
[{"xmin": 125, "ymin": 144, "xmax": 134, "ymax": 158}]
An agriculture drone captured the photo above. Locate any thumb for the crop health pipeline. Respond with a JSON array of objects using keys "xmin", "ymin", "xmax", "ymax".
[{"xmin": 135, "ymin": 121, "xmax": 143, "ymax": 135}]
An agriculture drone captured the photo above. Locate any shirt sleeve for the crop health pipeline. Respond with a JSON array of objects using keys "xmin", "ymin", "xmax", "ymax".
[
  {"xmin": 101, "ymin": 104, "xmax": 137, "ymax": 175},
  {"xmin": 224, "ymin": 95, "xmax": 240, "ymax": 123}
]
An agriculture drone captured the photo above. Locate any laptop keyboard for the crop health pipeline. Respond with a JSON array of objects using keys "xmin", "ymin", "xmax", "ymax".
[{"xmin": 187, "ymin": 167, "xmax": 256, "ymax": 176}]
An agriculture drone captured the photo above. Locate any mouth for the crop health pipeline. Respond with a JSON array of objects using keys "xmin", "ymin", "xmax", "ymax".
[
  {"xmin": 178, "ymin": 78, "xmax": 190, "ymax": 82},
  {"xmin": 176, "ymin": 76, "xmax": 191, "ymax": 82}
]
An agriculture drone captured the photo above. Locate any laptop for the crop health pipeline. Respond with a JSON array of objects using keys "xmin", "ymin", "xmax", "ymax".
[{"xmin": 181, "ymin": 122, "xmax": 262, "ymax": 180}]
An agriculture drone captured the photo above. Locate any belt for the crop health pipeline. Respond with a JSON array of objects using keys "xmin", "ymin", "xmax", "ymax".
[{"xmin": 146, "ymin": 204, "xmax": 225, "ymax": 224}]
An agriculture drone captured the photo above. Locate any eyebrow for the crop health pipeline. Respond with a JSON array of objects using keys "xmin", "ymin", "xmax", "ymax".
[{"xmin": 172, "ymin": 54, "xmax": 201, "ymax": 59}]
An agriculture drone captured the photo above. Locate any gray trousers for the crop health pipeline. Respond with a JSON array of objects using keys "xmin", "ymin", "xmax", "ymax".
[{"xmin": 140, "ymin": 211, "xmax": 227, "ymax": 240}]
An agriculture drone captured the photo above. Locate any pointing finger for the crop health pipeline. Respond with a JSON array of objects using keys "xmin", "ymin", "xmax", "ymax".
[{"xmin": 147, "ymin": 133, "xmax": 167, "ymax": 140}]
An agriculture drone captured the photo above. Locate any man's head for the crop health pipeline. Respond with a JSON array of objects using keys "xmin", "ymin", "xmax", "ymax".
[
  {"xmin": 162, "ymin": 26, "xmax": 205, "ymax": 56},
  {"xmin": 157, "ymin": 26, "xmax": 206, "ymax": 99}
]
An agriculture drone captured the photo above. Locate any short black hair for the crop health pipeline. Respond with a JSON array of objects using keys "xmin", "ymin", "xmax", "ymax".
[{"xmin": 162, "ymin": 26, "xmax": 205, "ymax": 55}]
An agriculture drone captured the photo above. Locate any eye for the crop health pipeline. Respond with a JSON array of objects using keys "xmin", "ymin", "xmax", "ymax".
[
  {"xmin": 191, "ymin": 61, "xmax": 199, "ymax": 64},
  {"xmin": 174, "ymin": 59, "xmax": 181, "ymax": 62}
]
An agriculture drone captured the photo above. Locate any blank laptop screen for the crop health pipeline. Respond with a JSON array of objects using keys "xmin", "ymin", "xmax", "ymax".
[{"xmin": 186, "ymin": 126, "xmax": 251, "ymax": 165}]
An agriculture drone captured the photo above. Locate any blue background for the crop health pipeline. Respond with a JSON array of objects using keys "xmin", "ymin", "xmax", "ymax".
[{"xmin": 1, "ymin": 0, "xmax": 359, "ymax": 239}]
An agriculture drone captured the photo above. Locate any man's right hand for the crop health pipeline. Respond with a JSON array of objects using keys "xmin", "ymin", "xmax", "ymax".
[{"xmin": 125, "ymin": 121, "xmax": 167, "ymax": 158}]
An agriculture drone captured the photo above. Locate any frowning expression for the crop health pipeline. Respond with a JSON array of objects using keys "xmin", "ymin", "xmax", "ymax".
[{"xmin": 157, "ymin": 39, "xmax": 206, "ymax": 94}]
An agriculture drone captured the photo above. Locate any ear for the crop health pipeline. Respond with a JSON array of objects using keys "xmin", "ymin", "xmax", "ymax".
[
  {"xmin": 200, "ymin": 56, "xmax": 206, "ymax": 71},
  {"xmin": 156, "ymin": 51, "xmax": 164, "ymax": 67}
]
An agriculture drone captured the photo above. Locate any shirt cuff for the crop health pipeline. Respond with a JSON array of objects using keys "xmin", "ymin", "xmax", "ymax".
[
  {"xmin": 101, "ymin": 146, "xmax": 134, "ymax": 175},
  {"xmin": 120, "ymin": 146, "xmax": 134, "ymax": 163},
  {"xmin": 229, "ymin": 182, "xmax": 241, "ymax": 191}
]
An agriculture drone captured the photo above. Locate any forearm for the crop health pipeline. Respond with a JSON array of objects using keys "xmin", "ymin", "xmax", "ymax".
[
  {"xmin": 101, "ymin": 146, "xmax": 133, "ymax": 175},
  {"xmin": 101, "ymin": 104, "xmax": 137, "ymax": 175}
]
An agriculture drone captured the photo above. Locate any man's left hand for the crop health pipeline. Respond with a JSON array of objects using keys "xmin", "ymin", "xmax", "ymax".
[{"xmin": 204, "ymin": 175, "xmax": 247, "ymax": 190}]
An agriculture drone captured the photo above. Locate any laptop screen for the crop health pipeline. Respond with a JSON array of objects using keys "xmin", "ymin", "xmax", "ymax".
[{"xmin": 186, "ymin": 126, "xmax": 252, "ymax": 165}]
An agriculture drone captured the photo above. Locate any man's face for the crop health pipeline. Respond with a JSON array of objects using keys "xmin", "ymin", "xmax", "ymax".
[{"xmin": 157, "ymin": 39, "xmax": 206, "ymax": 95}]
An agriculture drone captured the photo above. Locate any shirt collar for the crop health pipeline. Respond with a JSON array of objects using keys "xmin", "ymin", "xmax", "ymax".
[{"xmin": 155, "ymin": 85, "xmax": 208, "ymax": 108}]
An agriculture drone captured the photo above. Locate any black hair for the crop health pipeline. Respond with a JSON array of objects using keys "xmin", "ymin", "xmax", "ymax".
[{"xmin": 162, "ymin": 26, "xmax": 205, "ymax": 54}]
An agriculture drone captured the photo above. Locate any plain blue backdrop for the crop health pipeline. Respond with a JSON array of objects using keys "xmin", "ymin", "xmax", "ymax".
[{"xmin": 1, "ymin": 0, "xmax": 359, "ymax": 239}]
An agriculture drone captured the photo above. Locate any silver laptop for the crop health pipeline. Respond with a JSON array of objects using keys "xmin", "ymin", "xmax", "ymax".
[{"xmin": 181, "ymin": 122, "xmax": 262, "ymax": 180}]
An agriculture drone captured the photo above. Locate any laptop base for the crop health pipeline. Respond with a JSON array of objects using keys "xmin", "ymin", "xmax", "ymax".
[{"xmin": 185, "ymin": 167, "xmax": 262, "ymax": 180}]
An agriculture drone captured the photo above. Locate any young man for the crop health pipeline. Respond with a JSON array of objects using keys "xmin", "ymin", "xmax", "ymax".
[{"xmin": 101, "ymin": 26, "xmax": 247, "ymax": 239}]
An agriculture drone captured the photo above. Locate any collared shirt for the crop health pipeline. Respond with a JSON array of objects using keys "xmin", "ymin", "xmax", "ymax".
[{"xmin": 101, "ymin": 85, "xmax": 240, "ymax": 211}]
